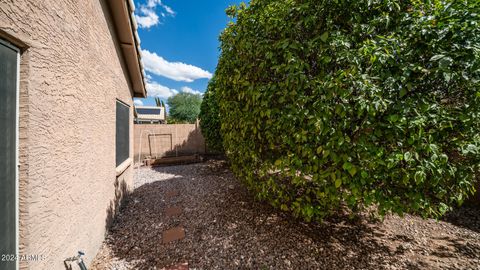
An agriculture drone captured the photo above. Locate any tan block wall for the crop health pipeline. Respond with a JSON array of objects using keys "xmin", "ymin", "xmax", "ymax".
[
  {"xmin": 0, "ymin": 0, "xmax": 135, "ymax": 269},
  {"xmin": 134, "ymin": 123, "xmax": 206, "ymax": 163}
]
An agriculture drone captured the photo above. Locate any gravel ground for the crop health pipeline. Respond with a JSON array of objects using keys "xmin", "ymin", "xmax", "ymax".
[{"xmin": 91, "ymin": 160, "xmax": 480, "ymax": 270}]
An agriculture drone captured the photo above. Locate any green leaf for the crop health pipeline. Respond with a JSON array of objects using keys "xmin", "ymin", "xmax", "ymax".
[
  {"xmin": 414, "ymin": 171, "xmax": 426, "ymax": 184},
  {"xmin": 388, "ymin": 114, "xmax": 400, "ymax": 122},
  {"xmin": 335, "ymin": 178, "xmax": 342, "ymax": 188},
  {"xmin": 348, "ymin": 166, "xmax": 357, "ymax": 177},
  {"xmin": 320, "ymin": 32, "xmax": 329, "ymax": 42},
  {"xmin": 404, "ymin": 152, "xmax": 412, "ymax": 161},
  {"xmin": 342, "ymin": 162, "xmax": 352, "ymax": 170},
  {"xmin": 439, "ymin": 57, "xmax": 453, "ymax": 69},
  {"xmin": 274, "ymin": 159, "xmax": 282, "ymax": 167},
  {"xmin": 430, "ymin": 54, "xmax": 445, "ymax": 61},
  {"xmin": 444, "ymin": 73, "xmax": 452, "ymax": 83}
]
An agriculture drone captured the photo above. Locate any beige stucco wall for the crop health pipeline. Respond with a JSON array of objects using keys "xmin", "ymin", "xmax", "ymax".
[
  {"xmin": 134, "ymin": 123, "xmax": 206, "ymax": 163},
  {"xmin": 0, "ymin": 0, "xmax": 135, "ymax": 269}
]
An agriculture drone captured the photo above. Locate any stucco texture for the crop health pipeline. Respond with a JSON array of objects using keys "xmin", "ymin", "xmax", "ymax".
[{"xmin": 0, "ymin": 0, "xmax": 135, "ymax": 269}]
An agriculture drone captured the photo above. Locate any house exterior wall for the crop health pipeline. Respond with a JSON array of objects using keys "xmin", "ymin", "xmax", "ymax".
[
  {"xmin": 134, "ymin": 123, "xmax": 206, "ymax": 163},
  {"xmin": 0, "ymin": 0, "xmax": 135, "ymax": 269}
]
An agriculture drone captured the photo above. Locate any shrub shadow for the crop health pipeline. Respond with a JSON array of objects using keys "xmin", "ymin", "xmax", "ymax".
[
  {"xmin": 163, "ymin": 125, "xmax": 205, "ymax": 157},
  {"xmin": 443, "ymin": 204, "xmax": 480, "ymax": 234},
  {"xmin": 101, "ymin": 162, "xmax": 401, "ymax": 269},
  {"xmin": 97, "ymin": 161, "xmax": 480, "ymax": 269}
]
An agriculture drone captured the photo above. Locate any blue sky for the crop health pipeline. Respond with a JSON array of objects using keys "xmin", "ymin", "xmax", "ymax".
[{"xmin": 133, "ymin": 0, "xmax": 241, "ymax": 106}]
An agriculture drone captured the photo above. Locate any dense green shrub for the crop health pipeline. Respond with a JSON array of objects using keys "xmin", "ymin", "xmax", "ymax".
[
  {"xmin": 216, "ymin": 0, "xmax": 480, "ymax": 220},
  {"xmin": 199, "ymin": 78, "xmax": 224, "ymax": 152}
]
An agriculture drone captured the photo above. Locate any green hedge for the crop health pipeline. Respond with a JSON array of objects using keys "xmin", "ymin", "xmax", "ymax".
[
  {"xmin": 199, "ymin": 78, "xmax": 224, "ymax": 152},
  {"xmin": 215, "ymin": 0, "xmax": 480, "ymax": 220}
]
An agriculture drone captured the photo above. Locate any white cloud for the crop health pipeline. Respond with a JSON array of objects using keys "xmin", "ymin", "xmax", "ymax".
[
  {"xmin": 136, "ymin": 0, "xmax": 175, "ymax": 28},
  {"xmin": 146, "ymin": 81, "xmax": 179, "ymax": 98},
  {"xmin": 142, "ymin": 49, "xmax": 213, "ymax": 82},
  {"xmin": 181, "ymin": 86, "xmax": 203, "ymax": 95},
  {"xmin": 135, "ymin": 7, "xmax": 159, "ymax": 28},
  {"xmin": 145, "ymin": 73, "xmax": 153, "ymax": 81},
  {"xmin": 134, "ymin": 99, "xmax": 144, "ymax": 106},
  {"xmin": 163, "ymin": 5, "xmax": 175, "ymax": 16},
  {"xmin": 146, "ymin": 0, "xmax": 158, "ymax": 8}
]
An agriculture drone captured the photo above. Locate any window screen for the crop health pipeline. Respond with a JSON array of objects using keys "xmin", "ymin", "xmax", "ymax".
[
  {"xmin": 0, "ymin": 40, "xmax": 18, "ymax": 270},
  {"xmin": 116, "ymin": 101, "xmax": 130, "ymax": 167},
  {"xmin": 136, "ymin": 108, "xmax": 161, "ymax": 115}
]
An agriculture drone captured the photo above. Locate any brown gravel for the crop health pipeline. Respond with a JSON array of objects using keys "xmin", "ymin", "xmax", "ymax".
[{"xmin": 91, "ymin": 160, "xmax": 480, "ymax": 270}]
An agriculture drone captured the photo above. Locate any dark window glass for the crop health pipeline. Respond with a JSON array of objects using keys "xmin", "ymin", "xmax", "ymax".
[
  {"xmin": 0, "ymin": 40, "xmax": 18, "ymax": 270},
  {"xmin": 136, "ymin": 108, "xmax": 161, "ymax": 115},
  {"xmin": 116, "ymin": 101, "xmax": 130, "ymax": 166}
]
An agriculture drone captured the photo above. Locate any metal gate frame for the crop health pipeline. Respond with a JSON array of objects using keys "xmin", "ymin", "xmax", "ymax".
[{"xmin": 148, "ymin": 133, "xmax": 173, "ymax": 158}]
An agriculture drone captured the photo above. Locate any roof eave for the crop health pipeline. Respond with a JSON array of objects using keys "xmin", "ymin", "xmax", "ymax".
[{"xmin": 106, "ymin": 0, "xmax": 147, "ymax": 98}]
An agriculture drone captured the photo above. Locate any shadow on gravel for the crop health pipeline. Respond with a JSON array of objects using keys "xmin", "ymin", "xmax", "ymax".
[
  {"xmin": 105, "ymin": 177, "xmax": 130, "ymax": 229},
  {"xmin": 99, "ymin": 161, "xmax": 480, "ymax": 270},
  {"xmin": 443, "ymin": 205, "xmax": 480, "ymax": 234},
  {"xmin": 436, "ymin": 204, "xmax": 480, "ymax": 261},
  {"xmin": 430, "ymin": 235, "xmax": 480, "ymax": 260}
]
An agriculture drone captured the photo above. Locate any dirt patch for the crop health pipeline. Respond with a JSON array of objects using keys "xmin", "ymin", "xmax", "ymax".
[{"xmin": 91, "ymin": 160, "xmax": 480, "ymax": 270}]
